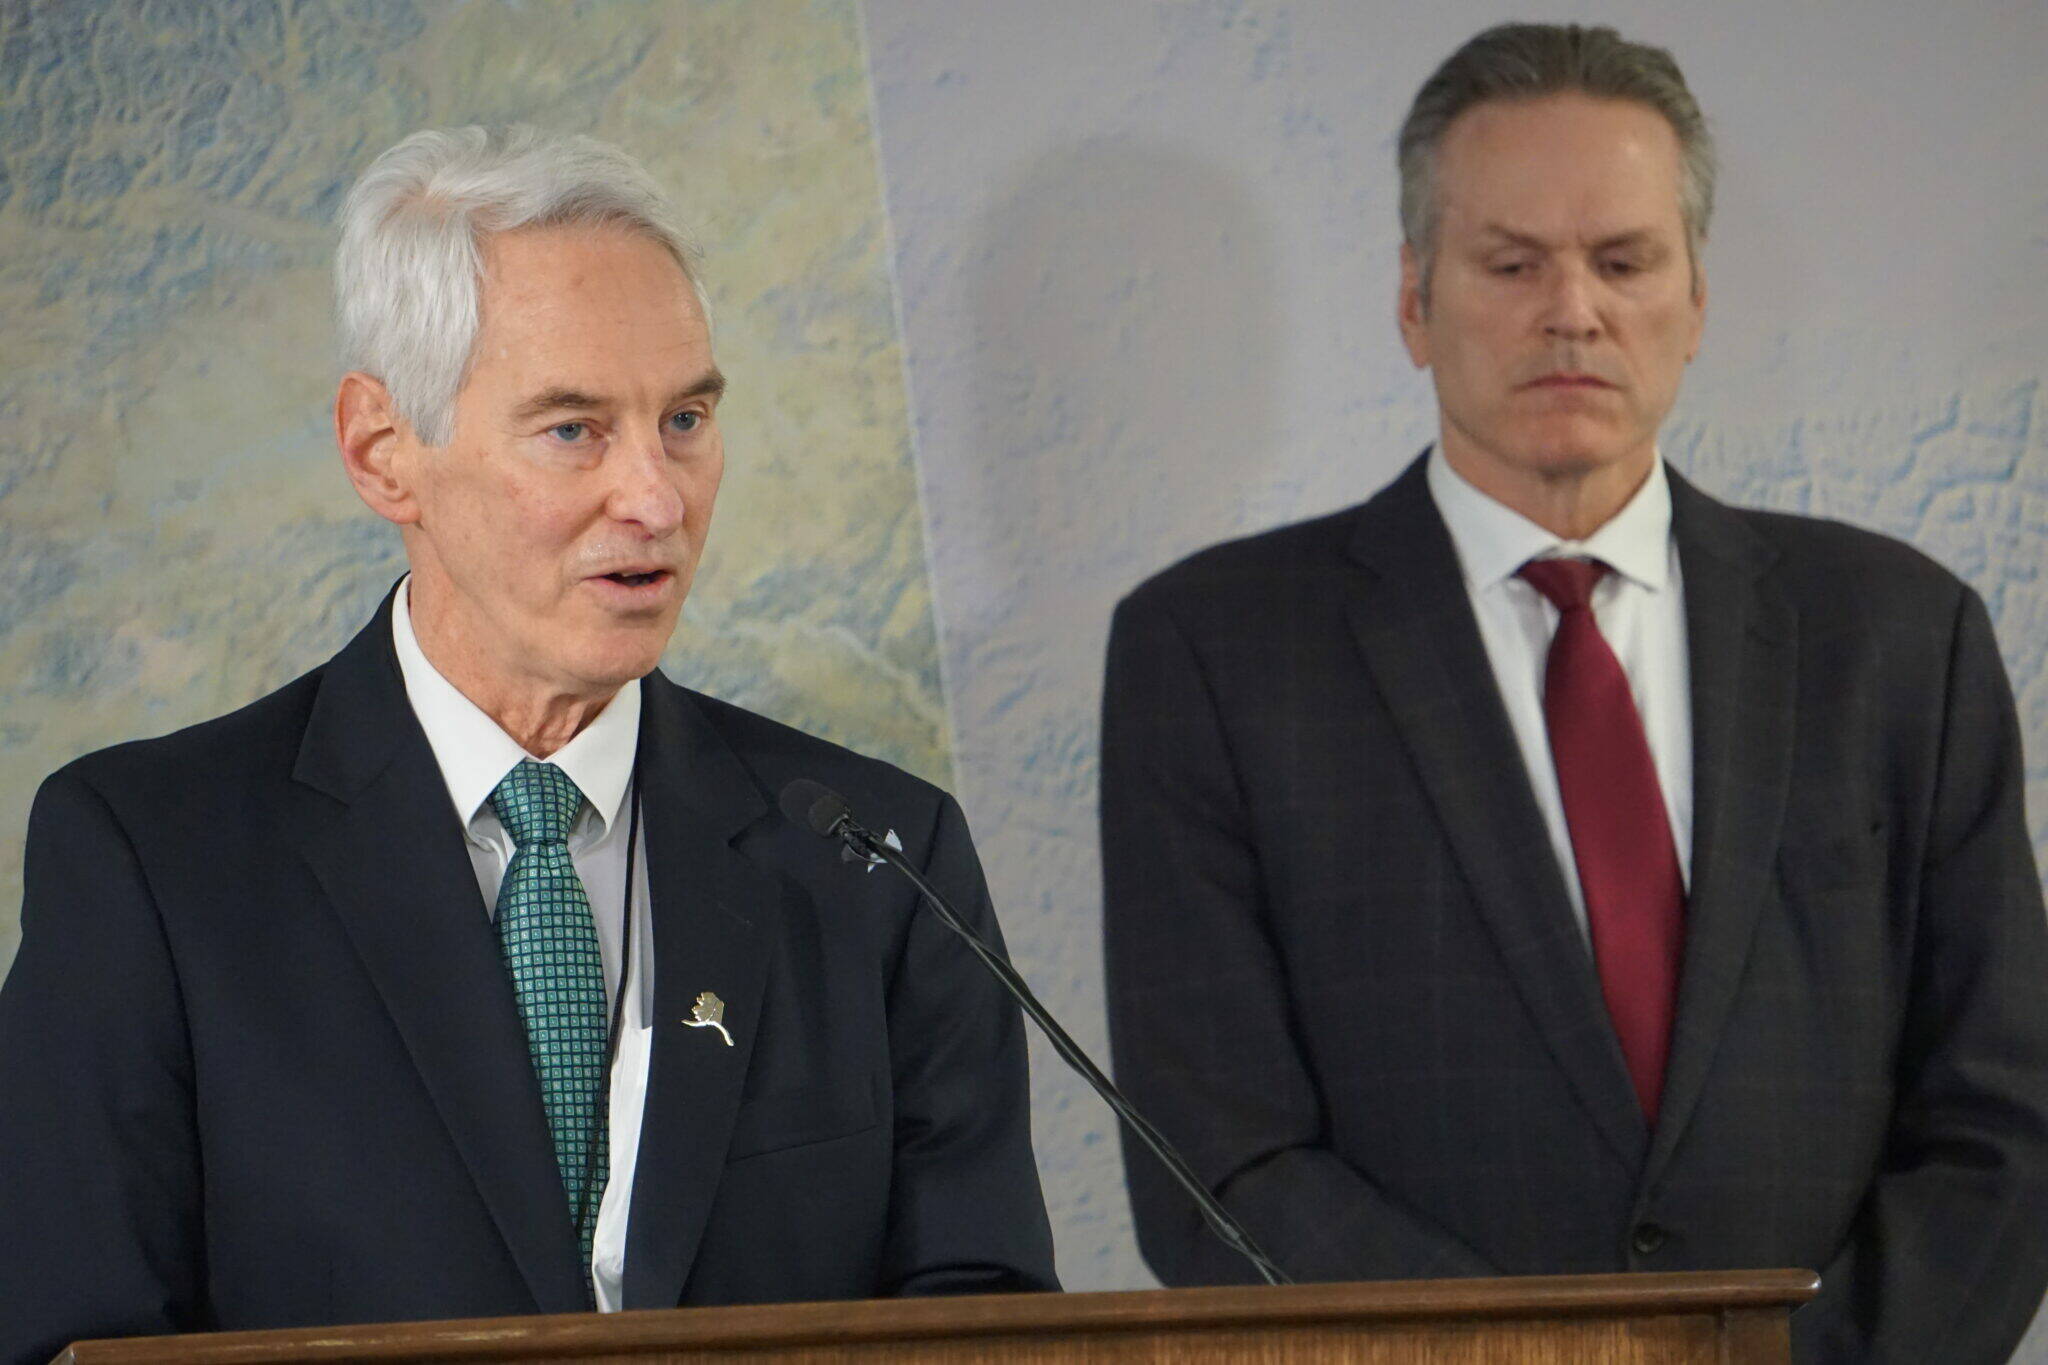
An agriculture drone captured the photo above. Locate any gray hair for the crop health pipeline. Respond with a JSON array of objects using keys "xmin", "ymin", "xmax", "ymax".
[
  {"xmin": 335, "ymin": 124, "xmax": 706, "ymax": 446},
  {"xmin": 1398, "ymin": 23, "xmax": 1716, "ymax": 305}
]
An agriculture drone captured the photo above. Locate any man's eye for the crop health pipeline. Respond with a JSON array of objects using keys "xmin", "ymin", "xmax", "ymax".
[
  {"xmin": 549, "ymin": 421, "xmax": 590, "ymax": 442},
  {"xmin": 1492, "ymin": 260, "xmax": 1531, "ymax": 276},
  {"xmin": 1600, "ymin": 258, "xmax": 1642, "ymax": 276},
  {"xmin": 668, "ymin": 410, "xmax": 702, "ymax": 434}
]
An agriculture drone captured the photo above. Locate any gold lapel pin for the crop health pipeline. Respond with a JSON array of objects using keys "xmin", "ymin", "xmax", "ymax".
[{"xmin": 683, "ymin": 991, "xmax": 734, "ymax": 1046}]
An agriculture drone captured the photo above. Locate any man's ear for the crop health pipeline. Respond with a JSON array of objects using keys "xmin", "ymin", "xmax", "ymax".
[
  {"xmin": 1686, "ymin": 259, "xmax": 1708, "ymax": 363},
  {"xmin": 335, "ymin": 372, "xmax": 422, "ymax": 526},
  {"xmin": 1397, "ymin": 242, "xmax": 1431, "ymax": 370}
]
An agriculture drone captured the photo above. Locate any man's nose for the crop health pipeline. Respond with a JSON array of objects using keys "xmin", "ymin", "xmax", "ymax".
[
  {"xmin": 1539, "ymin": 262, "xmax": 1603, "ymax": 342},
  {"xmin": 607, "ymin": 433, "xmax": 686, "ymax": 537}
]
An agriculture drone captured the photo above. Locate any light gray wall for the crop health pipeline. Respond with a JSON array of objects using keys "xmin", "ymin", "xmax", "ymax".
[{"xmin": 861, "ymin": 3, "xmax": 2048, "ymax": 1343}]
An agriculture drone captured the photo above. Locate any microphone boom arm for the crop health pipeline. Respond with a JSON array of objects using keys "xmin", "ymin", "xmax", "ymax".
[{"xmin": 829, "ymin": 811, "xmax": 1292, "ymax": 1287}]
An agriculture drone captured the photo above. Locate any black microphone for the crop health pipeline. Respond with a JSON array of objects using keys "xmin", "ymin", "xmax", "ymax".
[
  {"xmin": 781, "ymin": 777, "xmax": 853, "ymax": 840},
  {"xmin": 778, "ymin": 778, "xmax": 1292, "ymax": 1287}
]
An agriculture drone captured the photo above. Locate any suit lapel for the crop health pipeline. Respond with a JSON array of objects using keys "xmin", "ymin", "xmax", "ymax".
[
  {"xmin": 621, "ymin": 676, "xmax": 781, "ymax": 1309},
  {"xmin": 1344, "ymin": 457, "xmax": 1648, "ymax": 1171},
  {"xmin": 288, "ymin": 596, "xmax": 588, "ymax": 1313},
  {"xmin": 1642, "ymin": 473, "xmax": 1795, "ymax": 1185}
]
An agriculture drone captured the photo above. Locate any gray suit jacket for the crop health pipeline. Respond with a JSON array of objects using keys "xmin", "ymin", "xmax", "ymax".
[{"xmin": 1101, "ymin": 454, "xmax": 2048, "ymax": 1363}]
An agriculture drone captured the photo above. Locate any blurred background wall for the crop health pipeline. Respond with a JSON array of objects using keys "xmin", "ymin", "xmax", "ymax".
[{"xmin": 4, "ymin": 0, "xmax": 2045, "ymax": 1350}]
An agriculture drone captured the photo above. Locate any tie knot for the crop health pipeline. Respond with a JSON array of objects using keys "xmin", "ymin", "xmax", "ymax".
[
  {"xmin": 489, "ymin": 760, "xmax": 584, "ymax": 848},
  {"xmin": 1518, "ymin": 556, "xmax": 1609, "ymax": 612}
]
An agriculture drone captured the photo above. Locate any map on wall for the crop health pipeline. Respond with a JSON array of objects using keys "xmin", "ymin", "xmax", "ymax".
[{"xmin": 0, "ymin": 0, "xmax": 948, "ymax": 977}]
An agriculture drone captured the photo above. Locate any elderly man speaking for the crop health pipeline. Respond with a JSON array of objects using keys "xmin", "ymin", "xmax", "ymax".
[{"xmin": 0, "ymin": 126, "xmax": 1055, "ymax": 1361}]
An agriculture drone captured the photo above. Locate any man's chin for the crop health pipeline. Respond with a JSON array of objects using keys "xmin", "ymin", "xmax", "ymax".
[
  {"xmin": 561, "ymin": 627, "xmax": 677, "ymax": 693},
  {"xmin": 1494, "ymin": 421, "xmax": 1646, "ymax": 480}
]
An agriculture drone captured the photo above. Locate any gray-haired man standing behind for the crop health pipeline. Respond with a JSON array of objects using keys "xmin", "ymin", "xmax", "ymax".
[
  {"xmin": 0, "ymin": 125, "xmax": 1054, "ymax": 1362},
  {"xmin": 1101, "ymin": 23, "xmax": 2048, "ymax": 1363}
]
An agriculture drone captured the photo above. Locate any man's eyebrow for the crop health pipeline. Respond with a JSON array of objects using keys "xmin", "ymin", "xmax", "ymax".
[
  {"xmin": 509, "ymin": 369, "xmax": 727, "ymax": 425},
  {"xmin": 669, "ymin": 369, "xmax": 727, "ymax": 407},
  {"xmin": 1590, "ymin": 230, "xmax": 1665, "ymax": 253},
  {"xmin": 1476, "ymin": 224, "xmax": 1552, "ymax": 251},
  {"xmin": 1475, "ymin": 224, "xmax": 1669, "ymax": 254},
  {"xmin": 509, "ymin": 387, "xmax": 607, "ymax": 423}
]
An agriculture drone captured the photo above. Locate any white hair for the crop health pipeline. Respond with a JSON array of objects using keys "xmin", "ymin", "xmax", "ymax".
[{"xmin": 335, "ymin": 124, "xmax": 707, "ymax": 446}]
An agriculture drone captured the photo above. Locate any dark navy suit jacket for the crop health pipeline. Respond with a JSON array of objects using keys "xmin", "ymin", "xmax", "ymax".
[{"xmin": 0, "ymin": 594, "xmax": 1056, "ymax": 1363}]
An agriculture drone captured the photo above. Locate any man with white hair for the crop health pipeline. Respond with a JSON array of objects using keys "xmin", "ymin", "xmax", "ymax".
[{"xmin": 0, "ymin": 125, "xmax": 1055, "ymax": 1361}]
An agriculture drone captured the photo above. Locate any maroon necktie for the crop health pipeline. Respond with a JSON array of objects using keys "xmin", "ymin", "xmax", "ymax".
[{"xmin": 1518, "ymin": 557, "xmax": 1685, "ymax": 1122}]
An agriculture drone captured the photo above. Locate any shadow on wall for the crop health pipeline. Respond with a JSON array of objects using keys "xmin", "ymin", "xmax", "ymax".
[
  {"xmin": 962, "ymin": 142, "xmax": 1281, "ymax": 639},
  {"xmin": 943, "ymin": 143, "xmax": 1276, "ymax": 1289}
]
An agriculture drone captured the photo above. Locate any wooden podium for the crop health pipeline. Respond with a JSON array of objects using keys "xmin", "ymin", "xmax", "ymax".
[{"xmin": 55, "ymin": 1270, "xmax": 1817, "ymax": 1363}]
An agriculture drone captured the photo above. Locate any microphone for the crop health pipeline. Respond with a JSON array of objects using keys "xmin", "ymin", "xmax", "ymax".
[
  {"xmin": 778, "ymin": 779, "xmax": 1292, "ymax": 1287},
  {"xmin": 781, "ymin": 778, "xmax": 853, "ymax": 841}
]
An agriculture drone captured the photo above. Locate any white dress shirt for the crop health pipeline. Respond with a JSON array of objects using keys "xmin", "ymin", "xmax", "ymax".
[
  {"xmin": 392, "ymin": 580, "xmax": 651, "ymax": 1312},
  {"xmin": 1425, "ymin": 449, "xmax": 1694, "ymax": 944}
]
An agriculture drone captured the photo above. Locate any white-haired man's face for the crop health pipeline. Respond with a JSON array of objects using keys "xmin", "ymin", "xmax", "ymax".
[{"xmin": 344, "ymin": 223, "xmax": 724, "ymax": 718}]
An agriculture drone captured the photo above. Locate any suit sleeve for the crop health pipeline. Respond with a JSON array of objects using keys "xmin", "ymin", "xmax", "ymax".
[
  {"xmin": 1795, "ymin": 586, "xmax": 2048, "ymax": 1365},
  {"xmin": 0, "ymin": 769, "xmax": 206, "ymax": 1365},
  {"xmin": 1100, "ymin": 588, "xmax": 1498, "ymax": 1285},
  {"xmin": 876, "ymin": 791, "xmax": 1060, "ymax": 1295}
]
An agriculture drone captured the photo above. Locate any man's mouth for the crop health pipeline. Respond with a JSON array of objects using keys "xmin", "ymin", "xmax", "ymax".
[
  {"xmin": 1525, "ymin": 373, "xmax": 1615, "ymax": 388},
  {"xmin": 597, "ymin": 570, "xmax": 671, "ymax": 588}
]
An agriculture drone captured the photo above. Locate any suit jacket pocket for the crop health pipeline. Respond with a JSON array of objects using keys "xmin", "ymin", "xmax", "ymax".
[{"xmin": 726, "ymin": 1076, "xmax": 880, "ymax": 1161}]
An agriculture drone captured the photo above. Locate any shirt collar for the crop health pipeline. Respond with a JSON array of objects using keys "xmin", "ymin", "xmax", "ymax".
[
  {"xmin": 1425, "ymin": 445, "xmax": 1672, "ymax": 593},
  {"xmin": 391, "ymin": 577, "xmax": 640, "ymax": 835}
]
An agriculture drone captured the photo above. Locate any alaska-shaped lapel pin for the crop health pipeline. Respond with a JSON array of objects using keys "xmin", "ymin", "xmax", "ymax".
[
  {"xmin": 684, "ymin": 990, "xmax": 734, "ymax": 1046},
  {"xmin": 863, "ymin": 829, "xmax": 903, "ymax": 871}
]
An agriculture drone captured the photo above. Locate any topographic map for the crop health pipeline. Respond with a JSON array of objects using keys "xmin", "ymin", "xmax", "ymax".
[{"xmin": 0, "ymin": 0, "xmax": 944, "ymax": 975}]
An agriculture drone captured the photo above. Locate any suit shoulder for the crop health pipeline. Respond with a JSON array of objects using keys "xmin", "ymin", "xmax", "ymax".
[
  {"xmin": 1118, "ymin": 502, "xmax": 1365, "ymax": 619},
  {"xmin": 1734, "ymin": 505, "xmax": 1972, "ymax": 612},
  {"xmin": 674, "ymin": 685, "xmax": 954, "ymax": 826},
  {"xmin": 51, "ymin": 665, "xmax": 324, "ymax": 808}
]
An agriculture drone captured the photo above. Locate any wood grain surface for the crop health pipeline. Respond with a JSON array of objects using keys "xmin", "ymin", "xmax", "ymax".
[{"xmin": 55, "ymin": 1269, "xmax": 1817, "ymax": 1364}]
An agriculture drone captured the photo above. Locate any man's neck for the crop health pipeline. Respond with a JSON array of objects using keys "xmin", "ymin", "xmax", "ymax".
[
  {"xmin": 404, "ymin": 581, "xmax": 615, "ymax": 759},
  {"xmin": 1438, "ymin": 432, "xmax": 1655, "ymax": 542}
]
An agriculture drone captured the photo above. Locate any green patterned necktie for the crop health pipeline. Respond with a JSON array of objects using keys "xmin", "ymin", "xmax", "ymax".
[{"xmin": 489, "ymin": 759, "xmax": 609, "ymax": 1288}]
